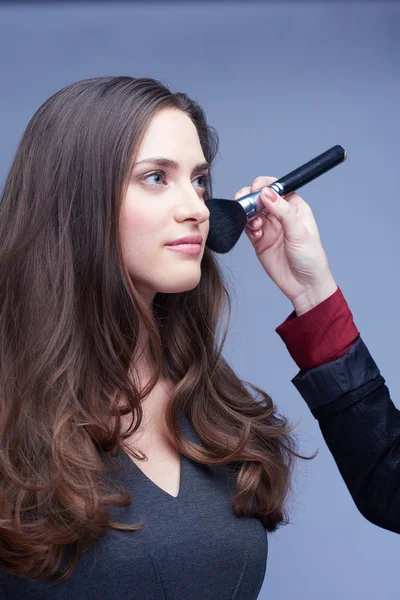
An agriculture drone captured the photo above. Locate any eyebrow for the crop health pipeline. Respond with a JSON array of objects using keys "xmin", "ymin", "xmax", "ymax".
[{"xmin": 132, "ymin": 157, "xmax": 210, "ymax": 174}]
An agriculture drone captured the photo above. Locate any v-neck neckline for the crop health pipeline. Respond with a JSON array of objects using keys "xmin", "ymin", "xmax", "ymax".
[
  {"xmin": 123, "ymin": 448, "xmax": 184, "ymax": 500},
  {"xmin": 120, "ymin": 410, "xmax": 194, "ymax": 500}
]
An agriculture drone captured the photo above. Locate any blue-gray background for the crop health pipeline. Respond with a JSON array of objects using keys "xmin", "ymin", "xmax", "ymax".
[{"xmin": 0, "ymin": 1, "xmax": 399, "ymax": 598}]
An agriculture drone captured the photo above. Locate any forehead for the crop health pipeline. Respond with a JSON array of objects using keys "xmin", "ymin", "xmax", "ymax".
[{"xmin": 136, "ymin": 107, "xmax": 206, "ymax": 162}]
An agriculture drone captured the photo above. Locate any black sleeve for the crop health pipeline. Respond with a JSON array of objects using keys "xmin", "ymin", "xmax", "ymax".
[{"xmin": 292, "ymin": 336, "xmax": 400, "ymax": 533}]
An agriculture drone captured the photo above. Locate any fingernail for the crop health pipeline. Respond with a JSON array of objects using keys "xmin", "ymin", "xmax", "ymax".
[{"xmin": 263, "ymin": 187, "xmax": 278, "ymax": 202}]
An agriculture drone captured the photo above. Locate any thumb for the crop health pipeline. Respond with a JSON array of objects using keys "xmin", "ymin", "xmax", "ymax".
[{"xmin": 260, "ymin": 187, "xmax": 307, "ymax": 241}]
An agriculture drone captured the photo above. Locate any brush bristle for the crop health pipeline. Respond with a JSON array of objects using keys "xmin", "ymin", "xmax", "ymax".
[{"xmin": 205, "ymin": 199, "xmax": 247, "ymax": 253}]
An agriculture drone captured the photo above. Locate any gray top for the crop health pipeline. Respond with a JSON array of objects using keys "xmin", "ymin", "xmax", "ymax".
[{"xmin": 0, "ymin": 412, "xmax": 268, "ymax": 599}]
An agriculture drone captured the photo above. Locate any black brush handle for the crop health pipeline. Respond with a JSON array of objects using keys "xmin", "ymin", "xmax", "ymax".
[
  {"xmin": 269, "ymin": 145, "xmax": 346, "ymax": 196},
  {"xmin": 235, "ymin": 144, "xmax": 347, "ymax": 220}
]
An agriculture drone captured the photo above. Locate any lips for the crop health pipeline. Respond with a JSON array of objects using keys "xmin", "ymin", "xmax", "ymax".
[{"xmin": 165, "ymin": 235, "xmax": 203, "ymax": 246}]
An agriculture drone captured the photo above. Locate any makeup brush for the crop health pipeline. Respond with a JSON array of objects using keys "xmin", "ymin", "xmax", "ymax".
[{"xmin": 205, "ymin": 145, "xmax": 346, "ymax": 253}]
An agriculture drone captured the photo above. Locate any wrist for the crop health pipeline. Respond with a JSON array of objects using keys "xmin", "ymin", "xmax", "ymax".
[{"xmin": 291, "ymin": 277, "xmax": 338, "ymax": 316}]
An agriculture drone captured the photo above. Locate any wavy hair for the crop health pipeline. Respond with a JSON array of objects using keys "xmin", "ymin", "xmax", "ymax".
[{"xmin": 0, "ymin": 76, "xmax": 301, "ymax": 582}]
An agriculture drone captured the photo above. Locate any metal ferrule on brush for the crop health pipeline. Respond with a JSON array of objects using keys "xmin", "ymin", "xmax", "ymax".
[
  {"xmin": 236, "ymin": 190, "xmax": 264, "ymax": 221},
  {"xmin": 236, "ymin": 187, "xmax": 282, "ymax": 222},
  {"xmin": 237, "ymin": 182, "xmax": 286, "ymax": 221}
]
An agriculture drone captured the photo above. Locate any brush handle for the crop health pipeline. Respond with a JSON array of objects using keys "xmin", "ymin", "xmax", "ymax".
[
  {"xmin": 239, "ymin": 145, "xmax": 346, "ymax": 220},
  {"xmin": 269, "ymin": 145, "xmax": 346, "ymax": 196}
]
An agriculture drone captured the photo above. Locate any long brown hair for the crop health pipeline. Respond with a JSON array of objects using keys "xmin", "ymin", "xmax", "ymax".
[{"xmin": 0, "ymin": 76, "xmax": 300, "ymax": 582}]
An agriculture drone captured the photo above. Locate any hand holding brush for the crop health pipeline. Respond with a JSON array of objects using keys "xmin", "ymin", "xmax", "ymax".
[
  {"xmin": 241, "ymin": 175, "xmax": 338, "ymax": 315},
  {"xmin": 205, "ymin": 145, "xmax": 346, "ymax": 315}
]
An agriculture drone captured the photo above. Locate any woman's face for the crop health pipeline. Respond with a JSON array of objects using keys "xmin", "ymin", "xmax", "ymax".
[{"xmin": 120, "ymin": 107, "xmax": 210, "ymax": 304}]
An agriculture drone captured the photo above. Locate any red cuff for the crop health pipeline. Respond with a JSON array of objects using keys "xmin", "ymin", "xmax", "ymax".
[{"xmin": 275, "ymin": 287, "xmax": 360, "ymax": 372}]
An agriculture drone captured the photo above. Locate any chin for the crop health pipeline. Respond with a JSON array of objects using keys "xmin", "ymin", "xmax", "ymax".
[{"xmin": 156, "ymin": 273, "xmax": 202, "ymax": 295}]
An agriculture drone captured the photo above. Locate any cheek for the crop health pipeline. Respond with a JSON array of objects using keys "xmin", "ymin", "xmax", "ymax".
[
  {"xmin": 120, "ymin": 200, "xmax": 162, "ymax": 240},
  {"xmin": 119, "ymin": 198, "xmax": 167, "ymax": 266}
]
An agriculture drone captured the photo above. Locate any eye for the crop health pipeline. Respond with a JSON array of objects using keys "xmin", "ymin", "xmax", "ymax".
[
  {"xmin": 193, "ymin": 174, "xmax": 208, "ymax": 189},
  {"xmin": 142, "ymin": 170, "xmax": 167, "ymax": 187}
]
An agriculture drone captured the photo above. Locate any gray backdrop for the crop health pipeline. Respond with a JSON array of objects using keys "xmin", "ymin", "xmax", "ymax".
[{"xmin": 0, "ymin": 1, "xmax": 399, "ymax": 598}]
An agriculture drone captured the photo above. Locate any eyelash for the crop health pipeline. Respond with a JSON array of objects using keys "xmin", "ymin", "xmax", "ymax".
[{"xmin": 141, "ymin": 169, "xmax": 210, "ymax": 192}]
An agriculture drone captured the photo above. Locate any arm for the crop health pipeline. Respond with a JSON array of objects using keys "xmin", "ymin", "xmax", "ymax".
[
  {"xmin": 276, "ymin": 287, "xmax": 400, "ymax": 533},
  {"xmin": 236, "ymin": 174, "xmax": 400, "ymax": 532}
]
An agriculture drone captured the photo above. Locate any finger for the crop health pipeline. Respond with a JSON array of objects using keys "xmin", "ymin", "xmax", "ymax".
[
  {"xmin": 246, "ymin": 215, "xmax": 265, "ymax": 231},
  {"xmin": 260, "ymin": 187, "xmax": 308, "ymax": 240},
  {"xmin": 245, "ymin": 226, "xmax": 263, "ymax": 242},
  {"xmin": 245, "ymin": 211, "xmax": 282, "ymax": 247},
  {"xmin": 281, "ymin": 193, "xmax": 321, "ymax": 239},
  {"xmin": 250, "ymin": 176, "xmax": 278, "ymax": 193},
  {"xmin": 233, "ymin": 186, "xmax": 251, "ymax": 201}
]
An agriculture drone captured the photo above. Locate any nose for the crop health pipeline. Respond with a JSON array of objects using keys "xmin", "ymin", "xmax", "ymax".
[{"xmin": 174, "ymin": 183, "xmax": 210, "ymax": 224}]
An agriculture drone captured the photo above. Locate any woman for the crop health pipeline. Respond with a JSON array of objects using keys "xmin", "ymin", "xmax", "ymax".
[{"xmin": 0, "ymin": 75, "xmax": 299, "ymax": 599}]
